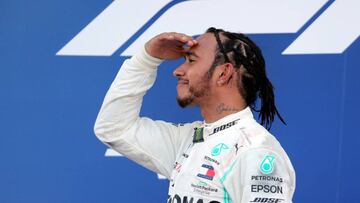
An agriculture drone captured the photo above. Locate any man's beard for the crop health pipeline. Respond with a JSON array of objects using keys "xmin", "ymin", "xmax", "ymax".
[{"xmin": 176, "ymin": 76, "xmax": 210, "ymax": 108}]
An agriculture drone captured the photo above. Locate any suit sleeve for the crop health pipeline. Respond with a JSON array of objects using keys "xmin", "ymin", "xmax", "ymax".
[
  {"xmin": 94, "ymin": 46, "xmax": 194, "ymax": 179},
  {"xmin": 222, "ymin": 148, "xmax": 296, "ymax": 203}
]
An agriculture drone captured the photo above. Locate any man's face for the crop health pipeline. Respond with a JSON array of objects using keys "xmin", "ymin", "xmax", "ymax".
[{"xmin": 173, "ymin": 33, "xmax": 217, "ymax": 107}]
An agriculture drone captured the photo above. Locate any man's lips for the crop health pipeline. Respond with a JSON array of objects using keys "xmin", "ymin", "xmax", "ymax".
[{"xmin": 177, "ymin": 79, "xmax": 189, "ymax": 85}]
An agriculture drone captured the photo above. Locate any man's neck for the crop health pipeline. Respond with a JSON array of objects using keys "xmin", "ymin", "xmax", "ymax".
[{"xmin": 199, "ymin": 99, "xmax": 246, "ymax": 123}]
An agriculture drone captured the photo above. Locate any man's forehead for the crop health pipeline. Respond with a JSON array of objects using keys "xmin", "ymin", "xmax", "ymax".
[
  {"xmin": 195, "ymin": 33, "xmax": 216, "ymax": 45},
  {"xmin": 190, "ymin": 33, "xmax": 216, "ymax": 56}
]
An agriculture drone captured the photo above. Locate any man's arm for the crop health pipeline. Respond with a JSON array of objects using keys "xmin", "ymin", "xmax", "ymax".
[{"xmin": 94, "ymin": 33, "xmax": 198, "ymax": 179}]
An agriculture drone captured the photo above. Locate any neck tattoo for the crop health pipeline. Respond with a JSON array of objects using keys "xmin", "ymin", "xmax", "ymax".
[{"xmin": 216, "ymin": 103, "xmax": 239, "ymax": 114}]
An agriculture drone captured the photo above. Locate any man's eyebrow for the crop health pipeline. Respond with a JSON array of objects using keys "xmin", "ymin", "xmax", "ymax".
[{"xmin": 185, "ymin": 51, "xmax": 199, "ymax": 58}]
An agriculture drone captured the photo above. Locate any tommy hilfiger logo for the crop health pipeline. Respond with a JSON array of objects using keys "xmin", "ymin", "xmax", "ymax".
[{"xmin": 197, "ymin": 164, "xmax": 215, "ymax": 180}]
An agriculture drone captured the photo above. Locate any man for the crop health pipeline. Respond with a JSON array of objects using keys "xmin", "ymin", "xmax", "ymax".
[{"xmin": 94, "ymin": 27, "xmax": 296, "ymax": 203}]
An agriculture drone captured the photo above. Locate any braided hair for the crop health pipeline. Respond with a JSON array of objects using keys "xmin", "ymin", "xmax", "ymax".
[{"xmin": 206, "ymin": 27, "xmax": 286, "ymax": 129}]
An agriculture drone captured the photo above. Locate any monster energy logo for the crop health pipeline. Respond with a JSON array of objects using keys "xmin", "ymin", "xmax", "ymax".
[{"xmin": 193, "ymin": 127, "xmax": 204, "ymax": 143}]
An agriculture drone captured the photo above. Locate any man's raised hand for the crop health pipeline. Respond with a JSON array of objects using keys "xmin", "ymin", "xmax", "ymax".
[{"xmin": 145, "ymin": 32, "xmax": 198, "ymax": 60}]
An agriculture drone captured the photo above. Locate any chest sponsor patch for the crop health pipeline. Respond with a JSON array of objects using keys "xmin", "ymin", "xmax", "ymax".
[
  {"xmin": 211, "ymin": 143, "xmax": 229, "ymax": 156},
  {"xmin": 191, "ymin": 181, "xmax": 218, "ymax": 195},
  {"xmin": 204, "ymin": 155, "xmax": 220, "ymax": 165},
  {"xmin": 197, "ymin": 164, "xmax": 215, "ymax": 180},
  {"xmin": 168, "ymin": 194, "xmax": 220, "ymax": 203}
]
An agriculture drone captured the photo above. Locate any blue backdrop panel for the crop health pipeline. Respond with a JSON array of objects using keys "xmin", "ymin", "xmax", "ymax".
[{"xmin": 0, "ymin": 0, "xmax": 359, "ymax": 202}]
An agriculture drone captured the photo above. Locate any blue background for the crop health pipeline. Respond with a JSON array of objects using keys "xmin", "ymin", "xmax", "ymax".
[{"xmin": 1, "ymin": 0, "xmax": 359, "ymax": 202}]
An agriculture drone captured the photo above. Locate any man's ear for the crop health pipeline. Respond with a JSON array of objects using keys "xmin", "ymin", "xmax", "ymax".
[{"xmin": 215, "ymin": 63, "xmax": 235, "ymax": 86}]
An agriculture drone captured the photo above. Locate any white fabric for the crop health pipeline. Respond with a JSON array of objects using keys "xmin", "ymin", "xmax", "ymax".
[{"xmin": 94, "ymin": 46, "xmax": 296, "ymax": 203}]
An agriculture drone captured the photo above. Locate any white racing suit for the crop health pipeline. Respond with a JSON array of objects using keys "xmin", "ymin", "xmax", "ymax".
[{"xmin": 94, "ymin": 47, "xmax": 296, "ymax": 203}]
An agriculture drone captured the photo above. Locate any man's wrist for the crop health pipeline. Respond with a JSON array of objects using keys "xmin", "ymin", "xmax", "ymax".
[
  {"xmin": 142, "ymin": 45, "xmax": 163, "ymax": 64},
  {"xmin": 132, "ymin": 45, "xmax": 163, "ymax": 69}
]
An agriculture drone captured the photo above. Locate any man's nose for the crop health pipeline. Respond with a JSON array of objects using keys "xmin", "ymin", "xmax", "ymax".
[{"xmin": 173, "ymin": 64, "xmax": 186, "ymax": 77}]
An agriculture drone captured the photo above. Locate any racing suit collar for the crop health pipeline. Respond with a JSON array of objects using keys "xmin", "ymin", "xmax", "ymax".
[{"xmin": 193, "ymin": 107, "xmax": 253, "ymax": 143}]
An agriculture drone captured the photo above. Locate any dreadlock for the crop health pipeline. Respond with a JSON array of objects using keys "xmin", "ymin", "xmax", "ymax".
[{"xmin": 206, "ymin": 27, "xmax": 286, "ymax": 129}]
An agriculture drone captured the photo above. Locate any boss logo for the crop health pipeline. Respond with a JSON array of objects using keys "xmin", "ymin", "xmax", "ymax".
[
  {"xmin": 209, "ymin": 119, "xmax": 238, "ymax": 135},
  {"xmin": 250, "ymin": 197, "xmax": 284, "ymax": 203}
]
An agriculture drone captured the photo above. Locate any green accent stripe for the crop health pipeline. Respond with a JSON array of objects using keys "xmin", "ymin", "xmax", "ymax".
[
  {"xmin": 223, "ymin": 188, "xmax": 232, "ymax": 203},
  {"xmin": 220, "ymin": 158, "xmax": 238, "ymax": 183},
  {"xmin": 220, "ymin": 158, "xmax": 238, "ymax": 203}
]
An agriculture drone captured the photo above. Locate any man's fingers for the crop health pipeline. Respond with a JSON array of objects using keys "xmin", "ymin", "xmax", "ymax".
[
  {"xmin": 163, "ymin": 32, "xmax": 197, "ymax": 47},
  {"xmin": 175, "ymin": 33, "xmax": 198, "ymax": 46},
  {"xmin": 146, "ymin": 32, "xmax": 198, "ymax": 59},
  {"xmin": 186, "ymin": 40, "xmax": 198, "ymax": 47}
]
